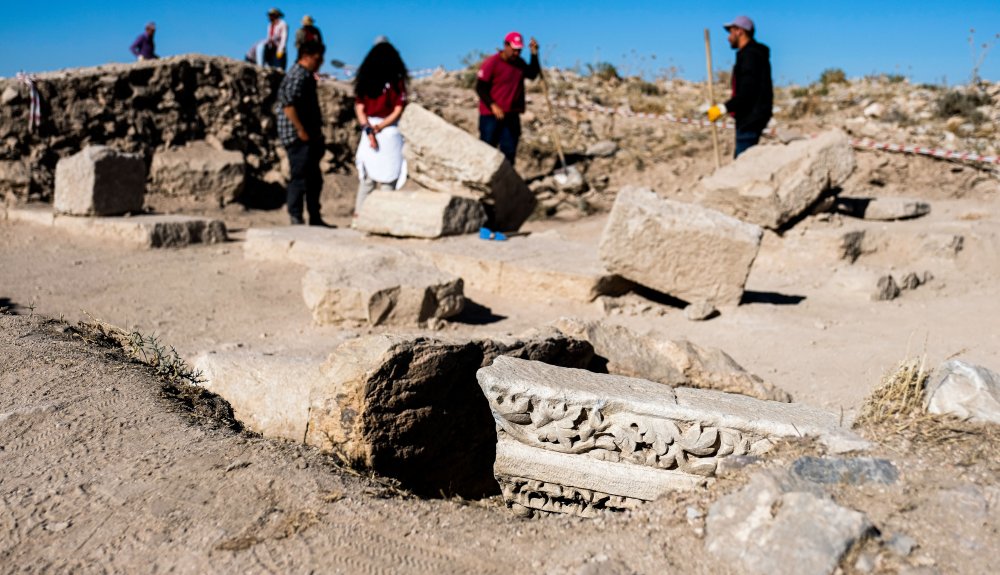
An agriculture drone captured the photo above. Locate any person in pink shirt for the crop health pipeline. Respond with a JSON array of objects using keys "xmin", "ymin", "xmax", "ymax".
[{"xmin": 475, "ymin": 31, "xmax": 539, "ymax": 166}]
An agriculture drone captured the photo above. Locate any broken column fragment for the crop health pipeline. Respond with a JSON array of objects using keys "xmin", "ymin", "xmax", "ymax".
[
  {"xmin": 398, "ymin": 103, "xmax": 535, "ymax": 231},
  {"xmin": 696, "ymin": 130, "xmax": 856, "ymax": 229},
  {"xmin": 598, "ymin": 187, "xmax": 762, "ymax": 307},
  {"xmin": 303, "ymin": 330, "xmax": 594, "ymax": 497},
  {"xmin": 54, "ymin": 145, "xmax": 145, "ymax": 216},
  {"xmin": 477, "ymin": 356, "xmax": 867, "ymax": 517}
]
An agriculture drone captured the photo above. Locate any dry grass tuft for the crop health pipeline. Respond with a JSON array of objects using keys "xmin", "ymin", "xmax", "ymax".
[{"xmin": 854, "ymin": 357, "xmax": 929, "ymax": 429}]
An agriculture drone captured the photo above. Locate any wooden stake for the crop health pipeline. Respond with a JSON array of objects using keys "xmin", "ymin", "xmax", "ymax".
[
  {"xmin": 704, "ymin": 28, "xmax": 722, "ymax": 169},
  {"xmin": 538, "ymin": 69, "xmax": 568, "ymax": 172}
]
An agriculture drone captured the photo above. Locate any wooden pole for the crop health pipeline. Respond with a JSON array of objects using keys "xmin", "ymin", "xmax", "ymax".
[
  {"xmin": 538, "ymin": 70, "xmax": 568, "ymax": 172},
  {"xmin": 704, "ymin": 28, "xmax": 722, "ymax": 169}
]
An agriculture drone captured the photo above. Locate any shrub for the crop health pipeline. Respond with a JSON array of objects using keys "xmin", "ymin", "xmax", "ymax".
[
  {"xmin": 936, "ymin": 90, "xmax": 990, "ymax": 123},
  {"xmin": 627, "ymin": 79, "xmax": 662, "ymax": 96},
  {"xmin": 458, "ymin": 50, "xmax": 488, "ymax": 89},
  {"xmin": 819, "ymin": 68, "xmax": 848, "ymax": 85},
  {"xmin": 586, "ymin": 62, "xmax": 620, "ymax": 83}
]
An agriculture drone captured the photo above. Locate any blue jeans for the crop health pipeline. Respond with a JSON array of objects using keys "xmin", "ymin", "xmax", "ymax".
[
  {"xmin": 734, "ymin": 129, "xmax": 762, "ymax": 158},
  {"xmin": 479, "ymin": 114, "xmax": 521, "ymax": 166}
]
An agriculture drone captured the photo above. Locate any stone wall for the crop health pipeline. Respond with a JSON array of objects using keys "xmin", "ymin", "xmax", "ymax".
[{"xmin": 0, "ymin": 55, "xmax": 356, "ymax": 202}]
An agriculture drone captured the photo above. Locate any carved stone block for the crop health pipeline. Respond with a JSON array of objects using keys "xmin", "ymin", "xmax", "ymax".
[{"xmin": 477, "ymin": 356, "xmax": 868, "ymax": 517}]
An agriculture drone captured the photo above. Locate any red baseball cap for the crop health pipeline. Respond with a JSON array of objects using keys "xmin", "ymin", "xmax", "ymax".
[{"xmin": 504, "ymin": 31, "xmax": 524, "ymax": 49}]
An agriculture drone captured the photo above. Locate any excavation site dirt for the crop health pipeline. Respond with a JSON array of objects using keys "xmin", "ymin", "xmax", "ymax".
[{"xmin": 1, "ymin": 56, "xmax": 998, "ymax": 574}]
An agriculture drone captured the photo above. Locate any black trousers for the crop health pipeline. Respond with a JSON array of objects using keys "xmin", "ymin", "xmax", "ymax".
[
  {"xmin": 479, "ymin": 113, "xmax": 521, "ymax": 166},
  {"xmin": 285, "ymin": 139, "xmax": 324, "ymax": 222}
]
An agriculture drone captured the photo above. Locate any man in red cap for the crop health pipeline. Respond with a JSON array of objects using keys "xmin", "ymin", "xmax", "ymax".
[
  {"xmin": 707, "ymin": 15, "xmax": 773, "ymax": 158},
  {"xmin": 475, "ymin": 31, "xmax": 540, "ymax": 166}
]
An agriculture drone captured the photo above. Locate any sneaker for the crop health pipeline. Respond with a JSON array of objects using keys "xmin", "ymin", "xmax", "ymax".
[
  {"xmin": 290, "ymin": 216, "xmax": 305, "ymax": 225},
  {"xmin": 309, "ymin": 218, "xmax": 334, "ymax": 228},
  {"xmin": 478, "ymin": 227, "xmax": 508, "ymax": 241}
]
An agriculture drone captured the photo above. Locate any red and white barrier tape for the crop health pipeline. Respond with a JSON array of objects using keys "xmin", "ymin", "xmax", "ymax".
[
  {"xmin": 15, "ymin": 72, "xmax": 41, "ymax": 132},
  {"xmin": 545, "ymin": 98, "xmax": 997, "ymax": 167},
  {"xmin": 848, "ymin": 138, "xmax": 999, "ymax": 165}
]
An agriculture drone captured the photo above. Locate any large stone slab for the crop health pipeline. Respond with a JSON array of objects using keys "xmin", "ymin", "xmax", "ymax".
[
  {"xmin": 553, "ymin": 318, "xmax": 791, "ymax": 402},
  {"xmin": 926, "ymin": 359, "xmax": 1000, "ymax": 424},
  {"xmin": 54, "ymin": 146, "xmax": 145, "ymax": 216},
  {"xmin": 399, "ymin": 103, "xmax": 535, "ymax": 231},
  {"xmin": 477, "ymin": 357, "xmax": 868, "ymax": 517},
  {"xmin": 706, "ymin": 471, "xmax": 872, "ymax": 575},
  {"xmin": 598, "ymin": 187, "xmax": 762, "ymax": 307},
  {"xmin": 193, "ymin": 351, "xmax": 324, "ymax": 442},
  {"xmin": 354, "ymin": 190, "xmax": 486, "ymax": 238},
  {"xmin": 244, "ymin": 226, "xmax": 629, "ymax": 303},
  {"xmin": 697, "ymin": 130, "xmax": 856, "ymax": 229},
  {"xmin": 304, "ymin": 330, "xmax": 594, "ymax": 497},
  {"xmin": 149, "ymin": 140, "xmax": 246, "ymax": 204},
  {"xmin": 55, "ymin": 214, "xmax": 227, "ymax": 247},
  {"xmin": 301, "ymin": 255, "xmax": 465, "ymax": 326},
  {"xmin": 6, "ymin": 205, "xmax": 226, "ymax": 247},
  {"xmin": 418, "ymin": 231, "xmax": 632, "ymax": 303}
]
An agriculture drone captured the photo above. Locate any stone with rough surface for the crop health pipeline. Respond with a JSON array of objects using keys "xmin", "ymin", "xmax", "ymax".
[
  {"xmin": 791, "ymin": 456, "xmax": 899, "ymax": 485},
  {"xmin": 0, "ymin": 160, "xmax": 30, "ymax": 197},
  {"xmin": 8, "ymin": 205, "xmax": 226, "ymax": 247},
  {"xmin": 599, "ymin": 187, "xmax": 762, "ymax": 307},
  {"xmin": 926, "ymin": 359, "xmax": 1000, "ymax": 424},
  {"xmin": 244, "ymin": 226, "xmax": 630, "ymax": 303},
  {"xmin": 193, "ymin": 352, "xmax": 324, "ymax": 442},
  {"xmin": 706, "ymin": 471, "xmax": 872, "ymax": 575},
  {"xmin": 54, "ymin": 146, "xmax": 145, "ymax": 216},
  {"xmin": 302, "ymin": 256, "xmax": 465, "ymax": 326},
  {"xmin": 477, "ymin": 357, "xmax": 867, "ymax": 516},
  {"xmin": 303, "ymin": 330, "xmax": 594, "ymax": 497},
  {"xmin": 399, "ymin": 103, "xmax": 535, "ymax": 231},
  {"xmin": 697, "ymin": 130, "xmax": 856, "ymax": 229},
  {"xmin": 553, "ymin": 318, "xmax": 791, "ymax": 402},
  {"xmin": 354, "ymin": 190, "xmax": 486, "ymax": 238},
  {"xmin": 150, "ymin": 141, "xmax": 246, "ymax": 204}
]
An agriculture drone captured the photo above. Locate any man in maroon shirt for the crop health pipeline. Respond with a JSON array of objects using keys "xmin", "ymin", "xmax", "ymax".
[{"xmin": 476, "ymin": 31, "xmax": 540, "ymax": 166}]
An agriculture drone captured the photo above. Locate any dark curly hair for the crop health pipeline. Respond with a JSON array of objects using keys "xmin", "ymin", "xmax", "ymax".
[{"xmin": 354, "ymin": 42, "xmax": 409, "ymax": 99}]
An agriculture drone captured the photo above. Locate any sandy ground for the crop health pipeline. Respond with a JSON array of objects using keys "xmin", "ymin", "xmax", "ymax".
[{"xmin": 2, "ymin": 314, "xmax": 997, "ymax": 574}]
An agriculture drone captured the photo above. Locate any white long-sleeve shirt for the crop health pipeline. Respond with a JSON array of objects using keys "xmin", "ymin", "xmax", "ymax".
[{"xmin": 267, "ymin": 19, "xmax": 288, "ymax": 55}]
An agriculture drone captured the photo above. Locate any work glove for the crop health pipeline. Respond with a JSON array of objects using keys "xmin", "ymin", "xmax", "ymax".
[
  {"xmin": 707, "ymin": 104, "xmax": 727, "ymax": 122},
  {"xmin": 277, "ymin": 51, "xmax": 284, "ymax": 60}
]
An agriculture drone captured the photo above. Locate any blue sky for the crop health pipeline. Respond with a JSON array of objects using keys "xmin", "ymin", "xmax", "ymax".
[{"xmin": 2, "ymin": 1, "xmax": 998, "ymax": 85}]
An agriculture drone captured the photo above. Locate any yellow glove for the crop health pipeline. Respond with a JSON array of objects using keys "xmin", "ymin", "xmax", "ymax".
[
  {"xmin": 277, "ymin": 51, "xmax": 285, "ymax": 59},
  {"xmin": 707, "ymin": 104, "xmax": 727, "ymax": 122}
]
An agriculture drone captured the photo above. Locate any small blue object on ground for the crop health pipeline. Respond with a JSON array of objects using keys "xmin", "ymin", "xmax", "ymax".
[{"xmin": 479, "ymin": 227, "xmax": 507, "ymax": 241}]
